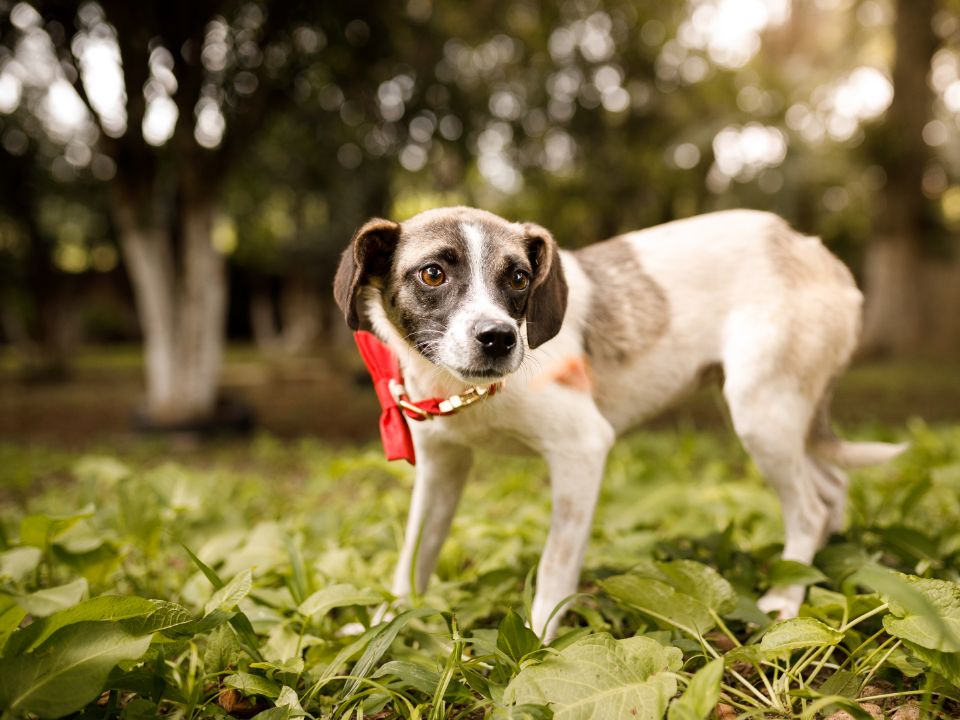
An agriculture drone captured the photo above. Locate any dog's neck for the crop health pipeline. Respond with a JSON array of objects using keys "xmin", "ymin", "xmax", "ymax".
[{"xmin": 361, "ymin": 287, "xmax": 468, "ymax": 398}]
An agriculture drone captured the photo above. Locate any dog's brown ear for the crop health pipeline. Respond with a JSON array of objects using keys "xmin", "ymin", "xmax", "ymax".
[
  {"xmin": 333, "ymin": 218, "xmax": 401, "ymax": 329},
  {"xmin": 523, "ymin": 223, "xmax": 568, "ymax": 348}
]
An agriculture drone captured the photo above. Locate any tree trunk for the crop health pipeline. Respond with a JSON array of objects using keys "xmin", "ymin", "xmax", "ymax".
[
  {"xmin": 250, "ymin": 276, "xmax": 322, "ymax": 357},
  {"xmin": 112, "ymin": 181, "xmax": 227, "ymax": 425},
  {"xmin": 861, "ymin": 0, "xmax": 937, "ymax": 356}
]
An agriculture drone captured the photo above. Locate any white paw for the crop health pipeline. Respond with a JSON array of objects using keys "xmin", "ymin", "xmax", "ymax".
[{"xmin": 757, "ymin": 586, "xmax": 804, "ymax": 619}]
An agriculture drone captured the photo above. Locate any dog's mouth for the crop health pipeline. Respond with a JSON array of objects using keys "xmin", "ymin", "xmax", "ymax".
[{"xmin": 450, "ymin": 366, "xmax": 509, "ymax": 382}]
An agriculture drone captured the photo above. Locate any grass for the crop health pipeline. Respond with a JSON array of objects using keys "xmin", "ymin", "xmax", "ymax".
[{"xmin": 1, "ymin": 419, "xmax": 960, "ymax": 718}]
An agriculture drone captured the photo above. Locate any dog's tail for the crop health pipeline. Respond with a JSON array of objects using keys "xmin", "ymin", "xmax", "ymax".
[
  {"xmin": 810, "ymin": 437, "xmax": 908, "ymax": 469},
  {"xmin": 808, "ymin": 387, "xmax": 908, "ymax": 469}
]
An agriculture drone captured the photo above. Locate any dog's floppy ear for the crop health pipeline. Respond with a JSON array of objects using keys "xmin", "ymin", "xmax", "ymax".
[
  {"xmin": 523, "ymin": 223, "xmax": 568, "ymax": 348},
  {"xmin": 333, "ymin": 217, "xmax": 401, "ymax": 329}
]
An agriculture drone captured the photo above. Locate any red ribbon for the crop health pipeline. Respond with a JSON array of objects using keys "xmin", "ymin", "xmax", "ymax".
[{"xmin": 353, "ymin": 330, "xmax": 443, "ymax": 465}]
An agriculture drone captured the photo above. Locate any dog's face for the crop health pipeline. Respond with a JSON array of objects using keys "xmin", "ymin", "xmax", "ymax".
[{"xmin": 334, "ymin": 207, "xmax": 568, "ymax": 382}]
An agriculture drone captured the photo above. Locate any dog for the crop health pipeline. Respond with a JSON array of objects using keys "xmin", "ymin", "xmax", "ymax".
[{"xmin": 333, "ymin": 206, "xmax": 905, "ymax": 641}]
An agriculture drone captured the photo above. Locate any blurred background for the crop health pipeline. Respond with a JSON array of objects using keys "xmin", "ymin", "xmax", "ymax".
[{"xmin": 0, "ymin": 0, "xmax": 958, "ymax": 446}]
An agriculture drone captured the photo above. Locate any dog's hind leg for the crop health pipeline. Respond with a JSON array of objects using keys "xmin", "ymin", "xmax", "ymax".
[
  {"xmin": 392, "ymin": 438, "xmax": 473, "ymax": 600},
  {"xmin": 723, "ymin": 372, "xmax": 829, "ymax": 618}
]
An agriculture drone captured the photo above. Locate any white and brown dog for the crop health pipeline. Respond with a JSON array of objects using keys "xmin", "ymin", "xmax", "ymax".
[{"xmin": 334, "ymin": 206, "xmax": 905, "ymax": 640}]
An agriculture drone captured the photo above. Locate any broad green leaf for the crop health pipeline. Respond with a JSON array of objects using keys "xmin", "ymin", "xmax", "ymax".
[
  {"xmin": 601, "ymin": 574, "xmax": 715, "ymax": 635},
  {"xmin": 122, "ymin": 600, "xmax": 194, "ymax": 636},
  {"xmin": 0, "ymin": 602, "xmax": 26, "ymax": 654},
  {"xmin": 490, "ymin": 704, "xmax": 555, "ymax": 719},
  {"xmin": 205, "ymin": 569, "xmax": 253, "ymax": 614},
  {"xmin": 223, "ymin": 671, "xmax": 282, "ymax": 699},
  {"xmin": 0, "ymin": 621, "xmax": 152, "ymax": 717},
  {"xmin": 0, "ymin": 546, "xmax": 42, "ymax": 582},
  {"xmin": 668, "ymin": 658, "xmax": 723, "ymax": 720},
  {"xmin": 296, "ymin": 583, "xmax": 381, "ymax": 618},
  {"xmin": 816, "ymin": 669, "xmax": 860, "ymax": 699},
  {"xmin": 5, "ymin": 595, "xmax": 156, "ymax": 656},
  {"xmin": 873, "ymin": 573, "xmax": 960, "ymax": 652},
  {"xmin": 251, "ymin": 707, "xmax": 291, "ymax": 720},
  {"xmin": 759, "ymin": 617, "xmax": 843, "ymax": 657},
  {"xmin": 651, "ymin": 560, "xmax": 737, "ymax": 615},
  {"xmin": 498, "ymin": 609, "xmax": 540, "ymax": 663},
  {"xmin": 504, "ymin": 634, "xmax": 681, "ymax": 720},
  {"xmin": 203, "ymin": 623, "xmax": 242, "ymax": 673},
  {"xmin": 373, "ymin": 660, "xmax": 443, "ymax": 694},
  {"xmin": 19, "ymin": 507, "xmax": 94, "ymax": 549},
  {"xmin": 14, "ymin": 577, "xmax": 88, "ymax": 617},
  {"xmin": 276, "ymin": 685, "xmax": 305, "ymax": 716},
  {"xmin": 767, "ymin": 560, "xmax": 828, "ymax": 588},
  {"xmin": 901, "ymin": 641, "xmax": 960, "ymax": 686}
]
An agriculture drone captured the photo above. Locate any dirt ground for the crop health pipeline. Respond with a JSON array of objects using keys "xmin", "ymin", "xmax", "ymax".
[{"xmin": 0, "ymin": 343, "xmax": 957, "ymax": 448}]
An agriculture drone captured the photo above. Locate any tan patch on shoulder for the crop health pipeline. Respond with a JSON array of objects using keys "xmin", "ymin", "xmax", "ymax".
[
  {"xmin": 575, "ymin": 237, "xmax": 670, "ymax": 363},
  {"xmin": 766, "ymin": 218, "xmax": 855, "ymax": 288}
]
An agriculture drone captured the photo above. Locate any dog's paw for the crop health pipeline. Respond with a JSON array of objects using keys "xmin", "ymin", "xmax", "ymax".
[{"xmin": 757, "ymin": 586, "xmax": 804, "ymax": 619}]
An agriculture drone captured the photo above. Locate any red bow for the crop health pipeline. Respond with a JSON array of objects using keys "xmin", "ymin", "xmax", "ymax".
[{"xmin": 353, "ymin": 330, "xmax": 500, "ymax": 465}]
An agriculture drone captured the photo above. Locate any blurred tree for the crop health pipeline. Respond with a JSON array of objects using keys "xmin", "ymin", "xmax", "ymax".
[
  {"xmin": 861, "ymin": 0, "xmax": 938, "ymax": 356},
  {"xmin": 1, "ymin": 0, "xmax": 400, "ymax": 425}
]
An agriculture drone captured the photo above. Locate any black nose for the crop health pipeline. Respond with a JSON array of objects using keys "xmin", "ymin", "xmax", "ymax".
[{"xmin": 474, "ymin": 321, "xmax": 517, "ymax": 359}]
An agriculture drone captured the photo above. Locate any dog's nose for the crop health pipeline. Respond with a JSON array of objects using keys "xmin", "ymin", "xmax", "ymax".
[{"xmin": 475, "ymin": 321, "xmax": 517, "ymax": 359}]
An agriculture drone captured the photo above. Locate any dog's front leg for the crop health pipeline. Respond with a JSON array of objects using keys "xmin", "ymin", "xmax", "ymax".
[
  {"xmin": 532, "ymin": 426, "xmax": 613, "ymax": 642},
  {"xmin": 392, "ymin": 437, "xmax": 473, "ymax": 601}
]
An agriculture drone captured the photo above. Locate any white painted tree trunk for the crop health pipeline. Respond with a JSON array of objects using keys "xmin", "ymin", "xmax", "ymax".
[{"xmin": 118, "ymin": 198, "xmax": 226, "ymax": 425}]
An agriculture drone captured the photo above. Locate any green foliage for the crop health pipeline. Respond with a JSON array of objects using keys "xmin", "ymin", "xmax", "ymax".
[{"xmin": 0, "ymin": 422, "xmax": 959, "ymax": 717}]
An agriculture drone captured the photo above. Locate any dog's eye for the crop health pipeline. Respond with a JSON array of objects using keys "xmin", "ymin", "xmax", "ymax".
[
  {"xmin": 509, "ymin": 270, "xmax": 529, "ymax": 291},
  {"xmin": 419, "ymin": 265, "xmax": 446, "ymax": 287}
]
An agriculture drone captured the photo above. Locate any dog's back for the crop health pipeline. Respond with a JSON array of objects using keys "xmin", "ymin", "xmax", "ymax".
[{"xmin": 569, "ymin": 209, "xmax": 863, "ymax": 434}]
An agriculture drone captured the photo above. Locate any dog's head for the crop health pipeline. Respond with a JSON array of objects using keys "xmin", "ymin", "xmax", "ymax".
[{"xmin": 334, "ymin": 207, "xmax": 567, "ymax": 382}]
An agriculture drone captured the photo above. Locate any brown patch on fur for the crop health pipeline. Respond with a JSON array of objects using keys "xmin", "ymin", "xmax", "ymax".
[
  {"xmin": 766, "ymin": 219, "xmax": 855, "ymax": 289},
  {"xmin": 531, "ymin": 354, "xmax": 594, "ymax": 393},
  {"xmin": 575, "ymin": 237, "xmax": 670, "ymax": 363}
]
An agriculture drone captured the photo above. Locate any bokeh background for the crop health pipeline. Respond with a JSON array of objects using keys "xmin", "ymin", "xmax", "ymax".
[{"xmin": 1, "ymin": 0, "xmax": 958, "ymax": 446}]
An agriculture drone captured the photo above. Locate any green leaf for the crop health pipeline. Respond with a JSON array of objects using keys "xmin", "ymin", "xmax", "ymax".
[
  {"xmin": 601, "ymin": 574, "xmax": 715, "ymax": 635},
  {"xmin": 490, "ymin": 704, "xmax": 555, "ymax": 720},
  {"xmin": 5, "ymin": 595, "xmax": 157, "ymax": 656},
  {"xmin": 223, "ymin": 671, "xmax": 282, "ymax": 699},
  {"xmin": 19, "ymin": 507, "xmax": 94, "ymax": 549},
  {"xmin": 652, "ymin": 560, "xmax": 738, "ymax": 615},
  {"xmin": 816, "ymin": 669, "xmax": 860, "ymax": 699},
  {"xmin": 276, "ymin": 685, "xmax": 305, "ymax": 716},
  {"xmin": 204, "ymin": 623, "xmax": 242, "ymax": 673},
  {"xmin": 0, "ymin": 546, "xmax": 42, "ymax": 582},
  {"xmin": 121, "ymin": 600, "xmax": 194, "ymax": 636},
  {"xmin": 0, "ymin": 602, "xmax": 26, "ymax": 653},
  {"xmin": 296, "ymin": 583, "xmax": 381, "ymax": 618},
  {"xmin": 767, "ymin": 560, "xmax": 828, "ymax": 588},
  {"xmin": 0, "ymin": 621, "xmax": 152, "ymax": 717},
  {"xmin": 668, "ymin": 657, "xmax": 723, "ymax": 720},
  {"xmin": 497, "ymin": 609, "xmax": 540, "ymax": 663},
  {"xmin": 504, "ymin": 634, "xmax": 681, "ymax": 720},
  {"xmin": 759, "ymin": 617, "xmax": 843, "ymax": 657},
  {"xmin": 373, "ymin": 660, "xmax": 442, "ymax": 694},
  {"xmin": 14, "ymin": 577, "xmax": 88, "ymax": 617},
  {"xmin": 870, "ymin": 573, "xmax": 960, "ymax": 652},
  {"xmin": 339, "ymin": 607, "xmax": 437, "ymax": 698},
  {"xmin": 205, "ymin": 568, "xmax": 253, "ymax": 614},
  {"xmin": 901, "ymin": 641, "xmax": 960, "ymax": 686}
]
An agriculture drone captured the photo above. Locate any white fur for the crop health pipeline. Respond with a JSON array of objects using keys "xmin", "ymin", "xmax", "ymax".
[{"xmin": 369, "ymin": 209, "xmax": 904, "ymax": 640}]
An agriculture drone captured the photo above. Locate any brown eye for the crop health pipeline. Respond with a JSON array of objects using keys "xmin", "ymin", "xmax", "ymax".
[
  {"xmin": 509, "ymin": 270, "xmax": 529, "ymax": 291},
  {"xmin": 419, "ymin": 265, "xmax": 445, "ymax": 286}
]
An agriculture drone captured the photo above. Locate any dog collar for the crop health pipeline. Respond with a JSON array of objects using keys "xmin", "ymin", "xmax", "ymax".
[{"xmin": 353, "ymin": 330, "xmax": 501, "ymax": 465}]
